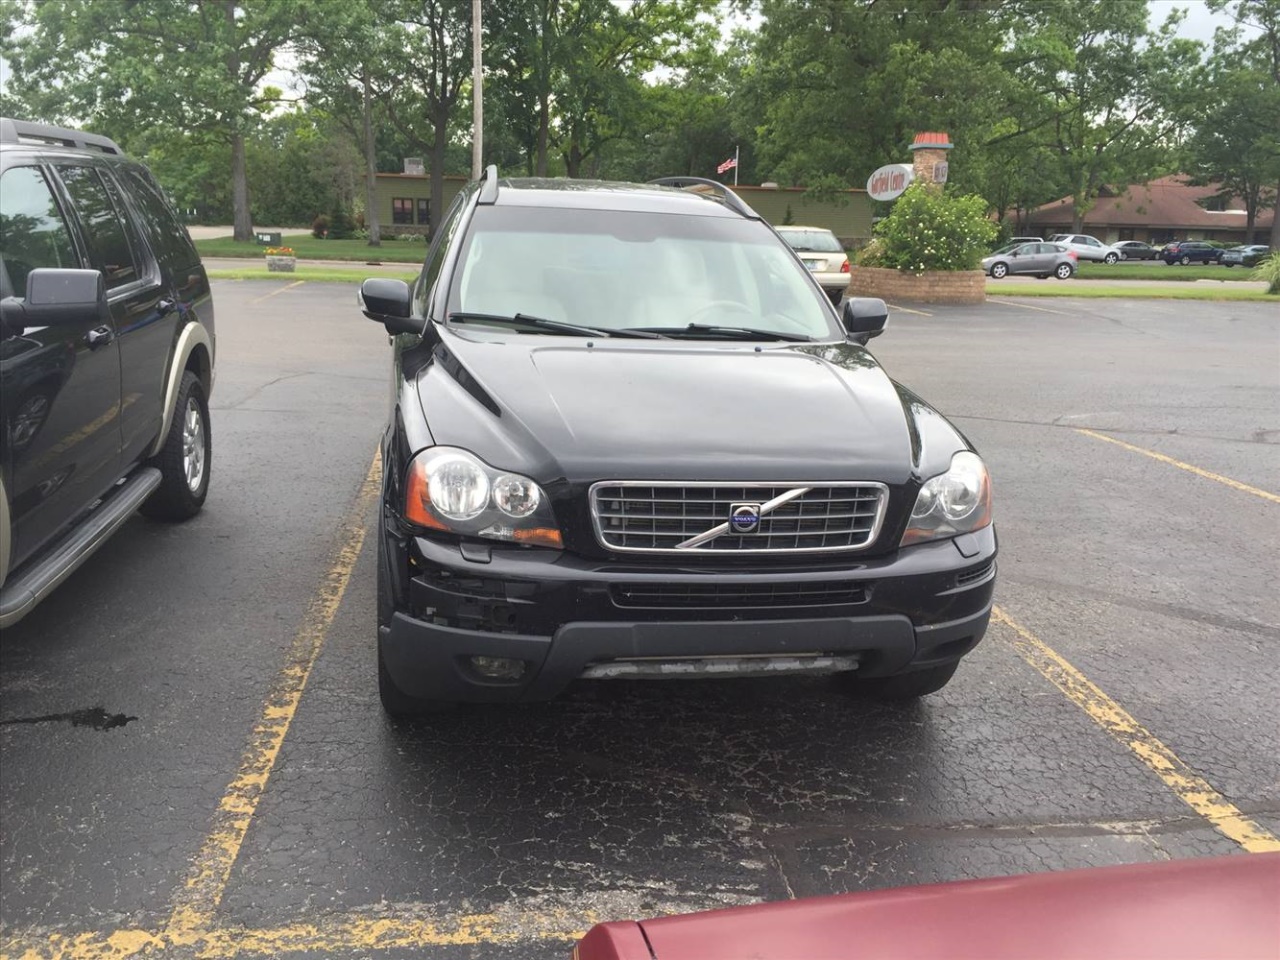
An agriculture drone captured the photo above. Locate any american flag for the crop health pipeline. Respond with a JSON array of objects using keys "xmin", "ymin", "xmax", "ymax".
[{"xmin": 716, "ymin": 156, "xmax": 738, "ymax": 175}]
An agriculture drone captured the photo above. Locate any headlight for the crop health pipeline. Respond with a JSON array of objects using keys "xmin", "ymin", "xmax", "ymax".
[
  {"xmin": 405, "ymin": 447, "xmax": 563, "ymax": 549},
  {"xmin": 900, "ymin": 451, "xmax": 992, "ymax": 547}
]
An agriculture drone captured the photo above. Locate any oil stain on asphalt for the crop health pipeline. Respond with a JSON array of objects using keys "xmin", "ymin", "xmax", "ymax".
[{"xmin": 0, "ymin": 706, "xmax": 138, "ymax": 730}]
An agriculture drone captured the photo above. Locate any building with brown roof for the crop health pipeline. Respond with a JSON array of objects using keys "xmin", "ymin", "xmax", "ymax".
[{"xmin": 1028, "ymin": 175, "xmax": 1274, "ymax": 245}]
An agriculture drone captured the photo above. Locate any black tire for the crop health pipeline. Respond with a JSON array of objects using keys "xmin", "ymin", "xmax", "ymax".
[
  {"xmin": 1223, "ymin": 262, "xmax": 1233, "ymax": 268},
  {"xmin": 141, "ymin": 370, "xmax": 210, "ymax": 521},
  {"xmin": 835, "ymin": 662, "xmax": 959, "ymax": 701},
  {"xmin": 1180, "ymin": 255, "xmax": 1191, "ymax": 265},
  {"xmin": 1055, "ymin": 262, "xmax": 1074, "ymax": 279},
  {"xmin": 989, "ymin": 262, "xmax": 1008, "ymax": 279},
  {"xmin": 377, "ymin": 530, "xmax": 453, "ymax": 718},
  {"xmin": 1104, "ymin": 252, "xmax": 1119, "ymax": 264}
]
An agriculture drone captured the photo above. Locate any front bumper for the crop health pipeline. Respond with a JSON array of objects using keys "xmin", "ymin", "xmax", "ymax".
[{"xmin": 380, "ymin": 524, "xmax": 997, "ymax": 703}]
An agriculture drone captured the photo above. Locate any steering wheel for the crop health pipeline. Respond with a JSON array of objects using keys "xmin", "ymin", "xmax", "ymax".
[{"xmin": 685, "ymin": 300, "xmax": 757, "ymax": 325}]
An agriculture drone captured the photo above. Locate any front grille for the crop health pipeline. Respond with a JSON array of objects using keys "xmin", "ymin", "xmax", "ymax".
[
  {"xmin": 590, "ymin": 482, "xmax": 888, "ymax": 554},
  {"xmin": 611, "ymin": 580, "xmax": 870, "ymax": 609}
]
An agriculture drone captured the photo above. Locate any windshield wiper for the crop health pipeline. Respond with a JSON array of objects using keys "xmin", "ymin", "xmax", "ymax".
[
  {"xmin": 623, "ymin": 324, "xmax": 813, "ymax": 342},
  {"xmin": 447, "ymin": 312, "xmax": 667, "ymax": 338}
]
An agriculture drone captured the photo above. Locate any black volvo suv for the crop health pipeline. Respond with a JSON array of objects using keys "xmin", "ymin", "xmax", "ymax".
[
  {"xmin": 360, "ymin": 170, "xmax": 995, "ymax": 715},
  {"xmin": 0, "ymin": 119, "xmax": 215, "ymax": 628}
]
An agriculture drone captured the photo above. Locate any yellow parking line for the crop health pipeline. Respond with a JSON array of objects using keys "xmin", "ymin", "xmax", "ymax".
[
  {"xmin": 992, "ymin": 605, "xmax": 1280, "ymax": 853},
  {"xmin": 1075, "ymin": 428, "xmax": 1280, "ymax": 504},
  {"xmin": 163, "ymin": 450, "xmax": 382, "ymax": 940},
  {"xmin": 986, "ymin": 297, "xmax": 1070, "ymax": 315},
  {"xmin": 885, "ymin": 302, "xmax": 933, "ymax": 316},
  {"xmin": 249, "ymin": 280, "xmax": 305, "ymax": 304}
]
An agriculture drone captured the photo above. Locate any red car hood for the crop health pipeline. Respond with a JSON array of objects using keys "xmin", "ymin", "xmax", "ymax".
[{"xmin": 574, "ymin": 853, "xmax": 1280, "ymax": 960}]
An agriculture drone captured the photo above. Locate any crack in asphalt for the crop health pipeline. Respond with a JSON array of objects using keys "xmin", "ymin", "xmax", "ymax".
[{"xmin": 0, "ymin": 706, "xmax": 138, "ymax": 730}]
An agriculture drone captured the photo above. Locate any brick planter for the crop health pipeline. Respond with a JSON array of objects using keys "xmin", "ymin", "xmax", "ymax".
[
  {"xmin": 265, "ymin": 255, "xmax": 297, "ymax": 273},
  {"xmin": 847, "ymin": 266, "xmax": 985, "ymax": 304}
]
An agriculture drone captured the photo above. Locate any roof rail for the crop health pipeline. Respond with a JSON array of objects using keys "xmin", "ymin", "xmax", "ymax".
[
  {"xmin": 0, "ymin": 117, "xmax": 123, "ymax": 155},
  {"xmin": 477, "ymin": 164, "xmax": 500, "ymax": 204},
  {"xmin": 648, "ymin": 176, "xmax": 758, "ymax": 219}
]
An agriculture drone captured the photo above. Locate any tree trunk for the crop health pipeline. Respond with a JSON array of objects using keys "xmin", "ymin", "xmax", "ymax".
[
  {"xmin": 565, "ymin": 141, "xmax": 582, "ymax": 179},
  {"xmin": 1071, "ymin": 206, "xmax": 1085, "ymax": 233},
  {"xmin": 430, "ymin": 123, "xmax": 447, "ymax": 239},
  {"xmin": 536, "ymin": 92, "xmax": 550, "ymax": 177},
  {"xmin": 231, "ymin": 132, "xmax": 252, "ymax": 242},
  {"xmin": 362, "ymin": 68, "xmax": 381, "ymax": 246}
]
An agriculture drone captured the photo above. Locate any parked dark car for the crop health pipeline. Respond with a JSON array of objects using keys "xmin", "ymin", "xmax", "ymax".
[
  {"xmin": 0, "ymin": 118, "xmax": 215, "ymax": 628},
  {"xmin": 1161, "ymin": 240, "xmax": 1224, "ymax": 264},
  {"xmin": 1113, "ymin": 240, "xmax": 1160, "ymax": 260},
  {"xmin": 1221, "ymin": 244, "xmax": 1270, "ymax": 268},
  {"xmin": 573, "ymin": 853, "xmax": 1280, "ymax": 960},
  {"xmin": 360, "ymin": 170, "xmax": 996, "ymax": 716}
]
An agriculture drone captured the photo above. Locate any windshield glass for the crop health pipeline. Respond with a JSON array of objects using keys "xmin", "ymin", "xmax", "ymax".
[
  {"xmin": 778, "ymin": 228, "xmax": 843, "ymax": 253},
  {"xmin": 448, "ymin": 205, "xmax": 839, "ymax": 340}
]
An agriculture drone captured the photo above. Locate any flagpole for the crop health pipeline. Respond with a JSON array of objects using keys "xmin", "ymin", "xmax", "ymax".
[{"xmin": 733, "ymin": 145, "xmax": 739, "ymax": 187}]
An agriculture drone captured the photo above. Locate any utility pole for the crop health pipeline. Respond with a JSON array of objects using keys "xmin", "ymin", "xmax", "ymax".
[{"xmin": 471, "ymin": 0, "xmax": 483, "ymax": 180}]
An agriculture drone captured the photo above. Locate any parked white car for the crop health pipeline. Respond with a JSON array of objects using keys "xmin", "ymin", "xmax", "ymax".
[
  {"xmin": 1048, "ymin": 234, "xmax": 1122, "ymax": 264},
  {"xmin": 775, "ymin": 226, "xmax": 850, "ymax": 303}
]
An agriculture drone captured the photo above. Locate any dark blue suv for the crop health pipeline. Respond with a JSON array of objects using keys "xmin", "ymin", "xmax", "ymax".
[{"xmin": 1161, "ymin": 241, "xmax": 1223, "ymax": 265}]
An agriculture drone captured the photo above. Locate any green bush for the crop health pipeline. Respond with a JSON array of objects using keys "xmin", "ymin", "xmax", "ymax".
[
  {"xmin": 870, "ymin": 183, "xmax": 997, "ymax": 272},
  {"xmin": 310, "ymin": 214, "xmax": 329, "ymax": 239},
  {"xmin": 328, "ymin": 207, "xmax": 356, "ymax": 240},
  {"xmin": 854, "ymin": 237, "xmax": 890, "ymax": 267},
  {"xmin": 1251, "ymin": 252, "xmax": 1280, "ymax": 295}
]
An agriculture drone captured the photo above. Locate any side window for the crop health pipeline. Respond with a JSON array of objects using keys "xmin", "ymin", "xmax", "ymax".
[
  {"xmin": 56, "ymin": 165, "xmax": 142, "ymax": 290},
  {"xmin": 118, "ymin": 167, "xmax": 199, "ymax": 269},
  {"xmin": 1014, "ymin": 244, "xmax": 1035, "ymax": 255},
  {"xmin": 414, "ymin": 192, "xmax": 467, "ymax": 316},
  {"xmin": 0, "ymin": 166, "xmax": 80, "ymax": 299}
]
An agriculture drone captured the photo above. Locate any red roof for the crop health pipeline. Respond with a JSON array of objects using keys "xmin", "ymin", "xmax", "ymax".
[
  {"xmin": 1029, "ymin": 175, "xmax": 1274, "ymax": 230},
  {"xmin": 909, "ymin": 132, "xmax": 953, "ymax": 150}
]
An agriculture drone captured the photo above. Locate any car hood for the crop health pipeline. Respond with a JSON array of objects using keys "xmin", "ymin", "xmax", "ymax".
[{"xmin": 413, "ymin": 329, "xmax": 966, "ymax": 486}]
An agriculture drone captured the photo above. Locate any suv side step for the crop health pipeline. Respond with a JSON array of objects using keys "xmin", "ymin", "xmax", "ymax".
[{"xmin": 0, "ymin": 468, "xmax": 162, "ymax": 629}]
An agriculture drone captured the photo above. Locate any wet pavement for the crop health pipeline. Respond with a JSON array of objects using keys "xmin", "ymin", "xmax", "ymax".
[{"xmin": 2, "ymin": 284, "xmax": 1277, "ymax": 958}]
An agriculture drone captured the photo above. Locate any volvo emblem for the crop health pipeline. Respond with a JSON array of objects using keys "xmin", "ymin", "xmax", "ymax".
[{"xmin": 729, "ymin": 502, "xmax": 762, "ymax": 533}]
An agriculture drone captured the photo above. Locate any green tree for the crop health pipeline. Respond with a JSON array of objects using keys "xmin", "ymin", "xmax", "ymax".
[
  {"xmin": 1010, "ymin": 1, "xmax": 1203, "ymax": 232},
  {"xmin": 3, "ymin": 0, "xmax": 306, "ymax": 241}
]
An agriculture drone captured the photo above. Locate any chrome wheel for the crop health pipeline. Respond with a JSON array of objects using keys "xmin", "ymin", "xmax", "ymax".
[
  {"xmin": 182, "ymin": 397, "xmax": 205, "ymax": 493},
  {"xmin": 990, "ymin": 262, "xmax": 1008, "ymax": 279}
]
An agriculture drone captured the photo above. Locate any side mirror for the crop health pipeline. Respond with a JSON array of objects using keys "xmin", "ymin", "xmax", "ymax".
[
  {"xmin": 358, "ymin": 278, "xmax": 420, "ymax": 336},
  {"xmin": 841, "ymin": 297, "xmax": 888, "ymax": 345},
  {"xmin": 2, "ymin": 268, "xmax": 108, "ymax": 335}
]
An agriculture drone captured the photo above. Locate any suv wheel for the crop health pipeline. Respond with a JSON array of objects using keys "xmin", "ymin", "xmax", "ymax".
[
  {"xmin": 1055, "ymin": 262, "xmax": 1074, "ymax": 279},
  {"xmin": 1180, "ymin": 255, "xmax": 1191, "ymax": 265},
  {"xmin": 1103, "ymin": 252, "xmax": 1119, "ymax": 265},
  {"xmin": 835, "ymin": 662, "xmax": 959, "ymax": 701},
  {"xmin": 141, "ymin": 370, "xmax": 210, "ymax": 521},
  {"xmin": 989, "ymin": 262, "xmax": 1008, "ymax": 279}
]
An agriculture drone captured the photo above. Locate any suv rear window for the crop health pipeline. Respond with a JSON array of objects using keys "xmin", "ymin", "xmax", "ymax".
[
  {"xmin": 56, "ymin": 165, "xmax": 142, "ymax": 289},
  {"xmin": 778, "ymin": 229, "xmax": 843, "ymax": 253}
]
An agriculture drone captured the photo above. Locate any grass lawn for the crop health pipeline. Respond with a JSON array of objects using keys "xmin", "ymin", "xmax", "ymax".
[
  {"xmin": 988, "ymin": 284, "xmax": 1278, "ymax": 302},
  {"xmin": 1075, "ymin": 262, "xmax": 1259, "ymax": 282},
  {"xmin": 195, "ymin": 235, "xmax": 426, "ymax": 263},
  {"xmin": 206, "ymin": 266, "xmax": 418, "ymax": 283}
]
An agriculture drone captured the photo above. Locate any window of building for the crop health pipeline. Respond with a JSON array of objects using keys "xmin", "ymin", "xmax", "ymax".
[
  {"xmin": 417, "ymin": 198, "xmax": 430, "ymax": 228},
  {"xmin": 392, "ymin": 198, "xmax": 413, "ymax": 225}
]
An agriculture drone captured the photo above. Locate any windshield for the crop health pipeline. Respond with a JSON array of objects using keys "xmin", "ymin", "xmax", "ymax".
[
  {"xmin": 448, "ymin": 205, "xmax": 840, "ymax": 340},
  {"xmin": 778, "ymin": 228, "xmax": 843, "ymax": 253}
]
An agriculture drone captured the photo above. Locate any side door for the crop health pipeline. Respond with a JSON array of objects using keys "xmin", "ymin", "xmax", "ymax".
[
  {"xmin": 52, "ymin": 163, "xmax": 170, "ymax": 467},
  {"xmin": 1007, "ymin": 243, "xmax": 1038, "ymax": 274},
  {"xmin": 0, "ymin": 163, "xmax": 124, "ymax": 572}
]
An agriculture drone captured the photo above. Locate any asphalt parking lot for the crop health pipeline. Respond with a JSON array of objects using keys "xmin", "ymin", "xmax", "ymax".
[{"xmin": 2, "ymin": 282, "xmax": 1277, "ymax": 959}]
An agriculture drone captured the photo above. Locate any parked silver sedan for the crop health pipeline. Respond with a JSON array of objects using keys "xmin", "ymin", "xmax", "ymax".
[{"xmin": 983, "ymin": 241, "xmax": 1077, "ymax": 280}]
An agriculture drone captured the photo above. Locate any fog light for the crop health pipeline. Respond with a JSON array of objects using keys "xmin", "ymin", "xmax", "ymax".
[{"xmin": 469, "ymin": 656, "xmax": 526, "ymax": 680}]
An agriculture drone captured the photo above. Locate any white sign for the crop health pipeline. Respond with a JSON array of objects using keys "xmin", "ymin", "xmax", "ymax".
[
  {"xmin": 866, "ymin": 163, "xmax": 914, "ymax": 201},
  {"xmin": 933, "ymin": 161, "xmax": 949, "ymax": 184}
]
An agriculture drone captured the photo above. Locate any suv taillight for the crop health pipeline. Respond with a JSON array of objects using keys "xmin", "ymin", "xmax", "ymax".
[{"xmin": 840, "ymin": 258, "xmax": 850, "ymax": 273}]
